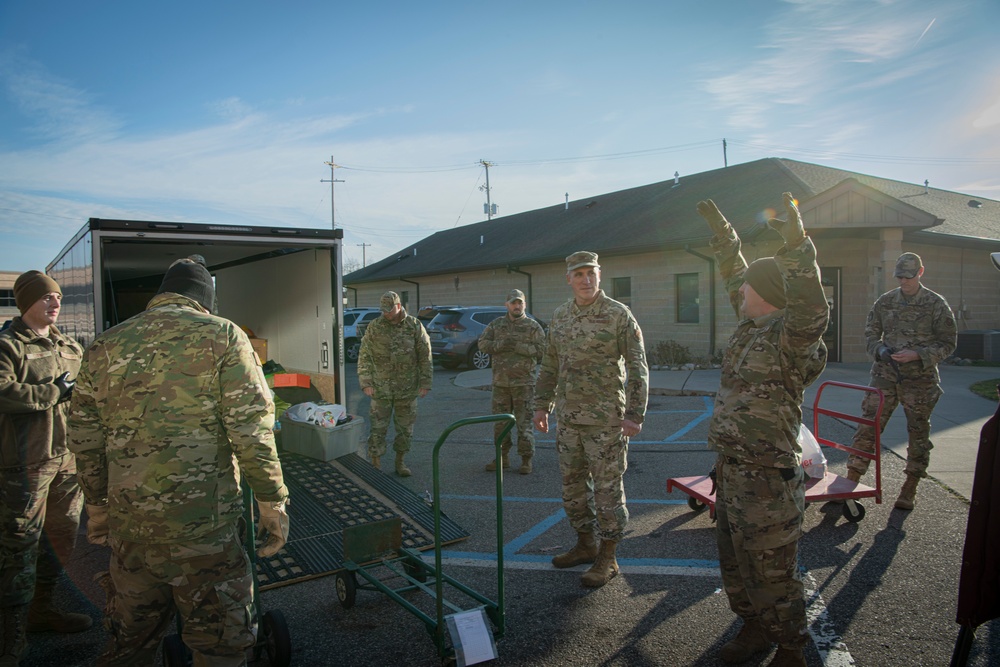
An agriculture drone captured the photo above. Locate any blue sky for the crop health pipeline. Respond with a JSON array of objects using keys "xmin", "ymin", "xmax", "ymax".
[{"xmin": 1, "ymin": 0, "xmax": 998, "ymax": 272}]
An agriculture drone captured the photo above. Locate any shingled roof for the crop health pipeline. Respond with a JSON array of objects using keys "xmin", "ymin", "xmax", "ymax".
[{"xmin": 347, "ymin": 157, "xmax": 1000, "ymax": 283}]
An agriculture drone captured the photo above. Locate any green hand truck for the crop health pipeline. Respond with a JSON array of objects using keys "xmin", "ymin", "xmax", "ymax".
[{"xmin": 335, "ymin": 414, "xmax": 516, "ymax": 664}]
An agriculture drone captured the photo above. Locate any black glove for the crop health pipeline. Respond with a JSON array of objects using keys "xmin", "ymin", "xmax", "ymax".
[
  {"xmin": 877, "ymin": 345, "xmax": 895, "ymax": 363},
  {"xmin": 54, "ymin": 372, "xmax": 75, "ymax": 401}
]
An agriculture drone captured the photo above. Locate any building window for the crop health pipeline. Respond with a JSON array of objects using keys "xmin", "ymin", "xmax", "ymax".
[
  {"xmin": 676, "ymin": 273, "xmax": 699, "ymax": 323},
  {"xmin": 0, "ymin": 289, "xmax": 14, "ymax": 308},
  {"xmin": 612, "ymin": 277, "xmax": 631, "ymax": 307}
]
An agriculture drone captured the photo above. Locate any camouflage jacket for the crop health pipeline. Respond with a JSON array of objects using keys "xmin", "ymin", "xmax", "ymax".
[
  {"xmin": 0, "ymin": 317, "xmax": 83, "ymax": 468},
  {"xmin": 709, "ymin": 230, "xmax": 829, "ymax": 468},
  {"xmin": 67, "ymin": 293, "xmax": 288, "ymax": 544},
  {"xmin": 534, "ymin": 290, "xmax": 649, "ymax": 426},
  {"xmin": 478, "ymin": 314, "xmax": 545, "ymax": 387},
  {"xmin": 357, "ymin": 310, "xmax": 433, "ymax": 399},
  {"xmin": 865, "ymin": 285, "xmax": 957, "ymax": 384}
]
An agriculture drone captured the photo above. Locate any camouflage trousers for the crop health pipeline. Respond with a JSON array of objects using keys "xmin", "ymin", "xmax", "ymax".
[
  {"xmin": 0, "ymin": 453, "xmax": 83, "ymax": 607},
  {"xmin": 367, "ymin": 396, "xmax": 418, "ymax": 458},
  {"xmin": 98, "ymin": 521, "xmax": 254, "ymax": 667},
  {"xmin": 555, "ymin": 422, "xmax": 628, "ymax": 542},
  {"xmin": 491, "ymin": 385, "xmax": 535, "ymax": 458},
  {"xmin": 848, "ymin": 376, "xmax": 943, "ymax": 478},
  {"xmin": 715, "ymin": 455, "xmax": 807, "ymax": 648}
]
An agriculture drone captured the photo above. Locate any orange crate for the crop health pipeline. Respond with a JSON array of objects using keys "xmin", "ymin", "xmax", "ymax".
[{"xmin": 273, "ymin": 373, "xmax": 310, "ymax": 388}]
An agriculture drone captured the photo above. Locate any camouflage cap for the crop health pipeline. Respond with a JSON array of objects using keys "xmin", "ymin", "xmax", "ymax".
[
  {"xmin": 992, "ymin": 252, "xmax": 1000, "ymax": 272},
  {"xmin": 506, "ymin": 289, "xmax": 526, "ymax": 303},
  {"xmin": 566, "ymin": 251, "xmax": 599, "ymax": 272},
  {"xmin": 894, "ymin": 252, "xmax": 923, "ymax": 279},
  {"xmin": 743, "ymin": 257, "xmax": 786, "ymax": 309},
  {"xmin": 380, "ymin": 291, "xmax": 401, "ymax": 312}
]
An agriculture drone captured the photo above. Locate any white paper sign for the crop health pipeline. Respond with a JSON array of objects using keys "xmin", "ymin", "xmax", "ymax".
[{"xmin": 445, "ymin": 608, "xmax": 497, "ymax": 666}]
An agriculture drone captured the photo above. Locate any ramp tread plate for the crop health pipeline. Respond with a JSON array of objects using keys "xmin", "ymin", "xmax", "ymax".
[{"xmin": 255, "ymin": 452, "xmax": 468, "ymax": 589}]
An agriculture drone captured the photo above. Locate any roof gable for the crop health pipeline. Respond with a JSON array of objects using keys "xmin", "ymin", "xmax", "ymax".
[{"xmin": 803, "ymin": 178, "xmax": 941, "ymax": 230}]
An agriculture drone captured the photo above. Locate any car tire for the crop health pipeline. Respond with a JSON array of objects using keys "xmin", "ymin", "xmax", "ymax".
[
  {"xmin": 345, "ymin": 338, "xmax": 361, "ymax": 363},
  {"xmin": 469, "ymin": 345, "xmax": 491, "ymax": 370},
  {"xmin": 440, "ymin": 359, "xmax": 461, "ymax": 370}
]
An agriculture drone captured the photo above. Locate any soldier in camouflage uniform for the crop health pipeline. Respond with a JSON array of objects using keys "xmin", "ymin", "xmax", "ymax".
[
  {"xmin": 532, "ymin": 252, "xmax": 648, "ymax": 588},
  {"xmin": 846, "ymin": 252, "xmax": 957, "ymax": 510},
  {"xmin": 698, "ymin": 193, "xmax": 828, "ymax": 667},
  {"xmin": 0, "ymin": 272, "xmax": 90, "ymax": 666},
  {"xmin": 479, "ymin": 289, "xmax": 545, "ymax": 475},
  {"xmin": 68, "ymin": 257, "xmax": 290, "ymax": 667},
  {"xmin": 357, "ymin": 291, "xmax": 433, "ymax": 477}
]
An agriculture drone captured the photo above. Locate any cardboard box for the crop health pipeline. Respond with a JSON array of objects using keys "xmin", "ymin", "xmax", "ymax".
[
  {"xmin": 249, "ymin": 337, "xmax": 267, "ymax": 362},
  {"xmin": 279, "ymin": 416, "xmax": 365, "ymax": 461},
  {"xmin": 273, "ymin": 373, "xmax": 310, "ymax": 388}
]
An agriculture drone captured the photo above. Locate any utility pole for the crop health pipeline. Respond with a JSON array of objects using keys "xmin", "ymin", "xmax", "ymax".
[
  {"xmin": 321, "ymin": 156, "xmax": 345, "ymax": 229},
  {"xmin": 479, "ymin": 159, "xmax": 496, "ymax": 220},
  {"xmin": 356, "ymin": 242, "xmax": 371, "ymax": 267}
]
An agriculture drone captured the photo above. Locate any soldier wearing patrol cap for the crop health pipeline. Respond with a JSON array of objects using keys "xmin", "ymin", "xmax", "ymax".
[
  {"xmin": 68, "ymin": 256, "xmax": 290, "ymax": 665},
  {"xmin": 357, "ymin": 291, "xmax": 432, "ymax": 476},
  {"xmin": 846, "ymin": 251, "xmax": 957, "ymax": 510},
  {"xmin": 698, "ymin": 193, "xmax": 829, "ymax": 667},
  {"xmin": 478, "ymin": 288, "xmax": 545, "ymax": 474},
  {"xmin": 533, "ymin": 251, "xmax": 648, "ymax": 589}
]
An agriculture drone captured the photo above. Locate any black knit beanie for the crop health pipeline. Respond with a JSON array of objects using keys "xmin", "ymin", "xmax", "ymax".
[
  {"xmin": 156, "ymin": 256, "xmax": 215, "ymax": 312},
  {"xmin": 742, "ymin": 257, "xmax": 786, "ymax": 309}
]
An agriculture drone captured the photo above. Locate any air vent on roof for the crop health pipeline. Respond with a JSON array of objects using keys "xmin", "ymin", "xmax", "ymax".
[
  {"xmin": 969, "ymin": 200, "xmax": 983, "ymax": 208},
  {"xmin": 585, "ymin": 201, "xmax": 597, "ymax": 209}
]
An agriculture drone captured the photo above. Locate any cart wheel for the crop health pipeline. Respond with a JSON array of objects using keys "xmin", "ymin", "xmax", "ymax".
[
  {"xmin": 262, "ymin": 609, "xmax": 292, "ymax": 667},
  {"xmin": 404, "ymin": 559, "xmax": 428, "ymax": 583},
  {"xmin": 842, "ymin": 499, "xmax": 866, "ymax": 523},
  {"xmin": 163, "ymin": 633, "xmax": 192, "ymax": 667},
  {"xmin": 336, "ymin": 571, "xmax": 357, "ymax": 609},
  {"xmin": 687, "ymin": 496, "xmax": 706, "ymax": 512}
]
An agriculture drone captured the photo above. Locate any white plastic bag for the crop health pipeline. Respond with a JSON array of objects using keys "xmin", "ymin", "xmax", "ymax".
[
  {"xmin": 798, "ymin": 424, "xmax": 827, "ymax": 479},
  {"xmin": 284, "ymin": 402, "xmax": 347, "ymax": 429}
]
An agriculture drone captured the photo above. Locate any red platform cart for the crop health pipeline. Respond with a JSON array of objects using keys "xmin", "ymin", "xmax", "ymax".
[{"xmin": 666, "ymin": 381, "xmax": 885, "ymax": 523}]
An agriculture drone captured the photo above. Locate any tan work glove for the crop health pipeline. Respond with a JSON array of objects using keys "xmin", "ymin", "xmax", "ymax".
[
  {"xmin": 86, "ymin": 503, "xmax": 110, "ymax": 546},
  {"xmin": 257, "ymin": 498, "xmax": 290, "ymax": 558},
  {"xmin": 696, "ymin": 199, "xmax": 733, "ymax": 237},
  {"xmin": 767, "ymin": 192, "xmax": 806, "ymax": 246}
]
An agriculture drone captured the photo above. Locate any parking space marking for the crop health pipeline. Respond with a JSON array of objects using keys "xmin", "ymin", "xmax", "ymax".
[{"xmin": 436, "ymin": 495, "xmax": 853, "ymax": 663}]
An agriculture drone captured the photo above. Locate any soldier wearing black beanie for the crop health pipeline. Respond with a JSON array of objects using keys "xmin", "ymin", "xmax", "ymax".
[{"xmin": 155, "ymin": 255, "xmax": 215, "ymax": 313}]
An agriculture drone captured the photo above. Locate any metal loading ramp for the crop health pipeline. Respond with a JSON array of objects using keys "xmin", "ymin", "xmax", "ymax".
[{"xmin": 256, "ymin": 452, "xmax": 469, "ymax": 590}]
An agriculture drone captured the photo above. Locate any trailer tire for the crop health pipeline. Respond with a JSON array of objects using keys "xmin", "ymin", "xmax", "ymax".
[
  {"xmin": 262, "ymin": 609, "xmax": 292, "ymax": 667},
  {"xmin": 336, "ymin": 571, "xmax": 357, "ymax": 609}
]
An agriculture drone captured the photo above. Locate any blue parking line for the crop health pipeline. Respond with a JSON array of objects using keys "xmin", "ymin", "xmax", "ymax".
[
  {"xmin": 665, "ymin": 395, "xmax": 714, "ymax": 442},
  {"xmin": 441, "ymin": 494, "xmax": 689, "ymax": 506}
]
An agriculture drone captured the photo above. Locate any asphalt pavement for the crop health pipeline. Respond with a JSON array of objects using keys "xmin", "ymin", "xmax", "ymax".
[{"xmin": 22, "ymin": 362, "xmax": 1000, "ymax": 666}]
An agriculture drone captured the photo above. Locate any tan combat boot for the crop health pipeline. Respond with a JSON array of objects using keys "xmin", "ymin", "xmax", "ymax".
[
  {"xmin": 895, "ymin": 474, "xmax": 920, "ymax": 510},
  {"xmin": 27, "ymin": 588, "xmax": 92, "ymax": 633},
  {"xmin": 395, "ymin": 452, "xmax": 411, "ymax": 477},
  {"xmin": 518, "ymin": 456, "xmax": 532, "ymax": 475},
  {"xmin": 551, "ymin": 531, "xmax": 598, "ymax": 568},
  {"xmin": 767, "ymin": 646, "xmax": 806, "ymax": 666},
  {"xmin": 720, "ymin": 619, "xmax": 771, "ymax": 663},
  {"xmin": 370, "ymin": 455, "xmax": 381, "ymax": 469},
  {"xmin": 581, "ymin": 539, "xmax": 620, "ymax": 588},
  {"xmin": 484, "ymin": 451, "xmax": 510, "ymax": 472},
  {"xmin": 0, "ymin": 604, "xmax": 29, "ymax": 667}
]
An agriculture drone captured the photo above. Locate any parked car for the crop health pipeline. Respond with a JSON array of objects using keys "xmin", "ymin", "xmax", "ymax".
[
  {"xmin": 343, "ymin": 308, "xmax": 381, "ymax": 363},
  {"xmin": 426, "ymin": 306, "xmax": 544, "ymax": 370},
  {"xmin": 416, "ymin": 304, "xmax": 461, "ymax": 329}
]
